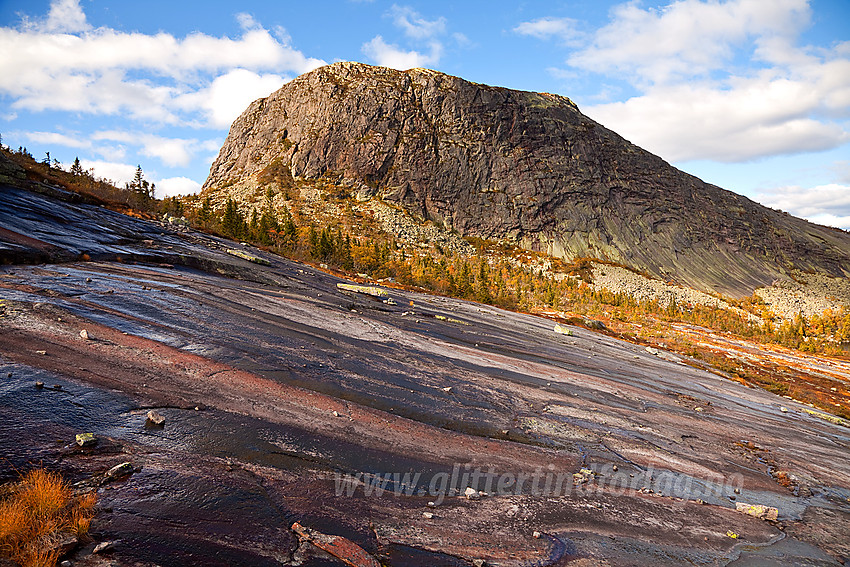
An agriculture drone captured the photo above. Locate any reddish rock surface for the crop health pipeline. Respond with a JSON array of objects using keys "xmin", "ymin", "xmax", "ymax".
[{"xmin": 1, "ymin": 185, "xmax": 848, "ymax": 566}]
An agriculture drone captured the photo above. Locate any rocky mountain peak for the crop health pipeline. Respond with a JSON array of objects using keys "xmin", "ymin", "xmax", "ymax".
[{"xmin": 204, "ymin": 62, "xmax": 850, "ymax": 296}]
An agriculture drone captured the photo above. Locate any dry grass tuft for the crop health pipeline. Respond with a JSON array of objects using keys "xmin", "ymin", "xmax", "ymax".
[{"xmin": 0, "ymin": 469, "xmax": 97, "ymax": 567}]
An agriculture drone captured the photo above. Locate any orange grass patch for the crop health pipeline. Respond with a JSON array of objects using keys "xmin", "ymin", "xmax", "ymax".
[{"xmin": 0, "ymin": 469, "xmax": 97, "ymax": 567}]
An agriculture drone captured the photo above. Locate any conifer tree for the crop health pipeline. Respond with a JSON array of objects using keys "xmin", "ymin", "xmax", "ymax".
[
  {"xmin": 308, "ymin": 226, "xmax": 319, "ymax": 257},
  {"xmin": 457, "ymin": 261, "xmax": 473, "ymax": 299},
  {"xmin": 222, "ymin": 198, "xmax": 245, "ymax": 238},
  {"xmin": 198, "ymin": 197, "xmax": 213, "ymax": 226},
  {"xmin": 476, "ymin": 257, "xmax": 492, "ymax": 304},
  {"xmin": 70, "ymin": 157, "xmax": 84, "ymax": 176},
  {"xmin": 280, "ymin": 205, "xmax": 297, "ymax": 249}
]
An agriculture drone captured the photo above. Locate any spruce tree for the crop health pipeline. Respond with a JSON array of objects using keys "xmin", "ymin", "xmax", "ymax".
[
  {"xmin": 222, "ymin": 198, "xmax": 244, "ymax": 238},
  {"xmin": 198, "ymin": 197, "xmax": 213, "ymax": 225},
  {"xmin": 476, "ymin": 257, "xmax": 492, "ymax": 304},
  {"xmin": 280, "ymin": 205, "xmax": 297, "ymax": 249}
]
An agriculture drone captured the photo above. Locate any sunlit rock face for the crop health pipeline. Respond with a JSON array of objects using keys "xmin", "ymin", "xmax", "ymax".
[{"xmin": 205, "ymin": 61, "xmax": 850, "ymax": 297}]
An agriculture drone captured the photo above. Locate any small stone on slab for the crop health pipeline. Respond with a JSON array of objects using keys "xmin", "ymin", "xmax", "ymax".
[
  {"xmin": 145, "ymin": 409, "xmax": 165, "ymax": 428},
  {"xmin": 93, "ymin": 541, "xmax": 114, "ymax": 554},
  {"xmin": 106, "ymin": 462, "xmax": 133, "ymax": 480},
  {"xmin": 75, "ymin": 432, "xmax": 97, "ymax": 447},
  {"xmin": 735, "ymin": 502, "xmax": 779, "ymax": 521}
]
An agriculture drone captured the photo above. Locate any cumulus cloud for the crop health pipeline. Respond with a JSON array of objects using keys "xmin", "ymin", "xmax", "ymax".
[
  {"xmin": 567, "ymin": 0, "xmax": 811, "ymax": 85},
  {"xmin": 362, "ymin": 36, "xmax": 442, "ymax": 70},
  {"xmin": 362, "ymin": 5, "xmax": 449, "ymax": 70},
  {"xmin": 521, "ymin": 0, "xmax": 850, "ymax": 165},
  {"xmin": 755, "ymin": 183, "xmax": 850, "ymax": 229},
  {"xmin": 79, "ymin": 159, "xmax": 138, "ymax": 186},
  {"xmin": 22, "ymin": 0, "xmax": 91, "ymax": 34},
  {"xmin": 0, "ymin": 0, "xmax": 324, "ymax": 127},
  {"xmin": 176, "ymin": 69, "xmax": 287, "ymax": 128},
  {"xmin": 156, "ymin": 176, "xmax": 202, "ymax": 198},
  {"xmin": 585, "ymin": 79, "xmax": 849, "ymax": 162}
]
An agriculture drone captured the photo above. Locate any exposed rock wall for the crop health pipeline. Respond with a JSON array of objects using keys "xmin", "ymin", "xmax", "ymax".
[{"xmin": 204, "ymin": 62, "xmax": 850, "ymax": 296}]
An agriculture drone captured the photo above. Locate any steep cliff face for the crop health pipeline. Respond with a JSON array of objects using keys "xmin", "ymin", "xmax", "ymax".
[{"xmin": 204, "ymin": 62, "xmax": 850, "ymax": 296}]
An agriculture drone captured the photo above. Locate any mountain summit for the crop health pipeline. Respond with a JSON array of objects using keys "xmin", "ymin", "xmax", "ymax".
[{"xmin": 203, "ymin": 62, "xmax": 850, "ymax": 296}]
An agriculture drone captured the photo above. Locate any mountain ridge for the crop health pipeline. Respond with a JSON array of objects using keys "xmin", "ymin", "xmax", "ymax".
[{"xmin": 203, "ymin": 61, "xmax": 850, "ymax": 297}]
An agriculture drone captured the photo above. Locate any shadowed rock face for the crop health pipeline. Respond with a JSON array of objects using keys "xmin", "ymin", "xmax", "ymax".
[{"xmin": 204, "ymin": 62, "xmax": 850, "ymax": 297}]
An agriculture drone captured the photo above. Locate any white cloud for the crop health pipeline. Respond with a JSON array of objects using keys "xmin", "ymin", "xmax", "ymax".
[
  {"xmin": 92, "ymin": 130, "xmax": 216, "ymax": 168},
  {"xmin": 520, "ymin": 0, "xmax": 850, "ymax": 165},
  {"xmin": 585, "ymin": 79, "xmax": 849, "ymax": 162},
  {"xmin": 94, "ymin": 144, "xmax": 127, "ymax": 162},
  {"xmin": 363, "ymin": 5, "xmax": 451, "ymax": 70},
  {"xmin": 755, "ymin": 183, "xmax": 850, "ymax": 229},
  {"xmin": 568, "ymin": 0, "xmax": 811, "ymax": 85},
  {"xmin": 389, "ymin": 5, "xmax": 446, "ymax": 39},
  {"xmin": 0, "ymin": 1, "xmax": 325, "ymax": 128},
  {"xmin": 80, "ymin": 159, "xmax": 138, "ymax": 186},
  {"xmin": 804, "ymin": 213, "xmax": 850, "ymax": 230},
  {"xmin": 362, "ymin": 36, "xmax": 441, "ymax": 70},
  {"xmin": 22, "ymin": 0, "xmax": 91, "ymax": 34},
  {"xmin": 177, "ymin": 69, "xmax": 287, "ymax": 128},
  {"xmin": 21, "ymin": 129, "xmax": 125, "ymax": 161},
  {"xmin": 514, "ymin": 17, "xmax": 581, "ymax": 43},
  {"xmin": 156, "ymin": 176, "xmax": 202, "ymax": 198},
  {"xmin": 20, "ymin": 127, "xmax": 220, "ymax": 169},
  {"xmin": 23, "ymin": 131, "xmax": 90, "ymax": 149}
]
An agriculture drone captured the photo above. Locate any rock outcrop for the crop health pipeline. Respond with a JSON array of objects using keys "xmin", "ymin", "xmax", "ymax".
[{"xmin": 204, "ymin": 62, "xmax": 850, "ymax": 296}]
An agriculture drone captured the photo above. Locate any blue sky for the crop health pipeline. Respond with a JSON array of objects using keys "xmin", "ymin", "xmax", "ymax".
[{"xmin": 1, "ymin": 0, "xmax": 848, "ymax": 228}]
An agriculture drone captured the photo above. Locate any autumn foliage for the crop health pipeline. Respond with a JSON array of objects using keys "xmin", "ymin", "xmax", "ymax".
[{"xmin": 0, "ymin": 469, "xmax": 96, "ymax": 567}]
